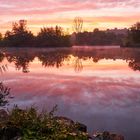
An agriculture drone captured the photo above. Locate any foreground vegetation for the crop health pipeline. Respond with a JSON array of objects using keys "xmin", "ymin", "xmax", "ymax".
[
  {"xmin": 0, "ymin": 82, "xmax": 10, "ymax": 107},
  {"xmin": 0, "ymin": 106, "xmax": 88, "ymax": 140}
]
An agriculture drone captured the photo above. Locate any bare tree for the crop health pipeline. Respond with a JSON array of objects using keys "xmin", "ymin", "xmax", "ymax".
[
  {"xmin": 72, "ymin": 17, "xmax": 83, "ymax": 70},
  {"xmin": 73, "ymin": 17, "xmax": 83, "ymax": 33}
]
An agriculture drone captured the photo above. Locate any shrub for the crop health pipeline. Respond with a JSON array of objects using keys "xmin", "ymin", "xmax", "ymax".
[{"xmin": 0, "ymin": 106, "xmax": 88, "ymax": 140}]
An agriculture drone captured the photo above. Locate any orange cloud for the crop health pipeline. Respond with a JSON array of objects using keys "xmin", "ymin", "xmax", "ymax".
[{"xmin": 0, "ymin": 0, "xmax": 139, "ymax": 34}]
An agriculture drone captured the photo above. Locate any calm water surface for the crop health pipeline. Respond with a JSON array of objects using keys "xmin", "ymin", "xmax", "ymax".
[{"xmin": 0, "ymin": 46, "xmax": 140, "ymax": 140}]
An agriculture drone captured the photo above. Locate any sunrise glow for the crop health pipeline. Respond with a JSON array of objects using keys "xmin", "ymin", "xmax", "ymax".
[{"xmin": 0, "ymin": 0, "xmax": 140, "ymax": 34}]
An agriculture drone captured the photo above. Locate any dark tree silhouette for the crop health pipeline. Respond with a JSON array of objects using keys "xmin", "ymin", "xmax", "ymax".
[
  {"xmin": 129, "ymin": 22, "xmax": 140, "ymax": 44},
  {"xmin": 0, "ymin": 33, "xmax": 3, "ymax": 46},
  {"xmin": 123, "ymin": 22, "xmax": 140, "ymax": 47},
  {"xmin": 75, "ymin": 28, "xmax": 125, "ymax": 46},
  {"xmin": 0, "ymin": 52, "xmax": 5, "ymax": 63},
  {"xmin": 0, "ymin": 33, "xmax": 2, "ymax": 41},
  {"xmin": 36, "ymin": 26, "xmax": 71, "ymax": 47},
  {"xmin": 3, "ymin": 20, "xmax": 34, "ymax": 47}
]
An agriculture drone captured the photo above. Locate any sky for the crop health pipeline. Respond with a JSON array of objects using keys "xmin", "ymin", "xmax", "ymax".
[{"xmin": 0, "ymin": 0, "xmax": 140, "ymax": 34}]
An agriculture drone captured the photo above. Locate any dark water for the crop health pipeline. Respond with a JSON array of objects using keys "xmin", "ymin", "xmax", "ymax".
[{"xmin": 0, "ymin": 46, "xmax": 140, "ymax": 140}]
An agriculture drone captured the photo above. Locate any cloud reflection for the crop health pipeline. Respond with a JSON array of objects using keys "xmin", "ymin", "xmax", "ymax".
[{"xmin": 0, "ymin": 48, "xmax": 140, "ymax": 140}]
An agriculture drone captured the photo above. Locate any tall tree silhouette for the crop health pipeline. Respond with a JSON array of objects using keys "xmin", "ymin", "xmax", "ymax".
[
  {"xmin": 4, "ymin": 20, "xmax": 34, "ymax": 47},
  {"xmin": 72, "ymin": 17, "xmax": 83, "ymax": 45}
]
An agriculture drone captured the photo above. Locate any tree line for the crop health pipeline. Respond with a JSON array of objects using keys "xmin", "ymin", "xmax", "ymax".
[
  {"xmin": 74, "ymin": 29, "xmax": 126, "ymax": 46},
  {"xmin": 0, "ymin": 20, "xmax": 71, "ymax": 47},
  {"xmin": 0, "ymin": 19, "xmax": 140, "ymax": 47}
]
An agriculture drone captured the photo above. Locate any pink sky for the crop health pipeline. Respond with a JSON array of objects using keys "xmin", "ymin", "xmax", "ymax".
[{"xmin": 0, "ymin": 0, "xmax": 140, "ymax": 34}]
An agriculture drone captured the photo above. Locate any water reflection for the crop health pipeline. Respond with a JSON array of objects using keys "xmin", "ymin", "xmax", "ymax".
[
  {"xmin": 0, "ymin": 48, "xmax": 140, "ymax": 72},
  {"xmin": 38, "ymin": 51, "xmax": 70, "ymax": 68},
  {"xmin": 0, "ymin": 47, "xmax": 140, "ymax": 140}
]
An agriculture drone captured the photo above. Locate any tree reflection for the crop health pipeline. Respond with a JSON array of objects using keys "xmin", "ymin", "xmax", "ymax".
[
  {"xmin": 128, "ymin": 58, "xmax": 140, "ymax": 71},
  {"xmin": 74, "ymin": 57, "xmax": 83, "ymax": 72},
  {"xmin": 38, "ymin": 50, "xmax": 70, "ymax": 68},
  {"xmin": 0, "ymin": 48, "xmax": 139, "ymax": 73},
  {"xmin": 0, "ymin": 52, "xmax": 8, "ymax": 74},
  {"xmin": 6, "ymin": 52, "xmax": 34, "ymax": 73},
  {"xmin": 0, "ymin": 52, "xmax": 5, "ymax": 63},
  {"xmin": 0, "ymin": 64, "xmax": 8, "ymax": 74},
  {"xmin": 129, "ymin": 61, "xmax": 140, "ymax": 71}
]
